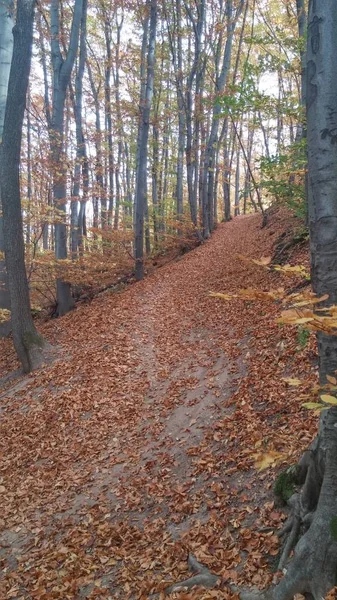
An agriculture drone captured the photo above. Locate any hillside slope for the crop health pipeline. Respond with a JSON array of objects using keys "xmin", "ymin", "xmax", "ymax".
[{"xmin": 0, "ymin": 211, "xmax": 318, "ymax": 599}]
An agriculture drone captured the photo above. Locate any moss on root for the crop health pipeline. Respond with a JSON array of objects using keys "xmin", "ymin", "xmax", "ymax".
[{"xmin": 274, "ymin": 468, "xmax": 297, "ymax": 505}]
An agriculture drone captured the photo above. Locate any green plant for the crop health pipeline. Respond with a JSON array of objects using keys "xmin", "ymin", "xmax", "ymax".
[
  {"xmin": 297, "ymin": 326, "xmax": 310, "ymax": 350},
  {"xmin": 274, "ymin": 468, "xmax": 296, "ymax": 505}
]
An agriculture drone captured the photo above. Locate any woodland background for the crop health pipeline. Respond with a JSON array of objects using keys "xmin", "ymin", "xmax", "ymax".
[{"xmin": 0, "ymin": 0, "xmax": 306, "ymax": 322}]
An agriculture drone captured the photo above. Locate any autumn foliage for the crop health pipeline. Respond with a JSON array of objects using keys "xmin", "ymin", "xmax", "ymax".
[{"xmin": 0, "ymin": 209, "xmax": 323, "ymax": 599}]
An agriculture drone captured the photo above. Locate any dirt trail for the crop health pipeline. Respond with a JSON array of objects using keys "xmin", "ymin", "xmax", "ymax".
[{"xmin": 0, "ymin": 213, "xmax": 318, "ymax": 599}]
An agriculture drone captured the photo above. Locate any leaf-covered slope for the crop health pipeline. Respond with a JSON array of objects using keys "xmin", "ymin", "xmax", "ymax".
[{"xmin": 0, "ymin": 211, "xmax": 318, "ymax": 599}]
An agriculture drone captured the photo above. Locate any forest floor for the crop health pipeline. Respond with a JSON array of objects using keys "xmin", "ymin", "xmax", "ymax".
[{"xmin": 0, "ymin": 210, "xmax": 319, "ymax": 600}]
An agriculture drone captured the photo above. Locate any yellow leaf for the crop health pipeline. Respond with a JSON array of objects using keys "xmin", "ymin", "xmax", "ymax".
[
  {"xmin": 326, "ymin": 375, "xmax": 337, "ymax": 385},
  {"xmin": 209, "ymin": 291, "xmax": 233, "ymax": 300},
  {"xmin": 237, "ymin": 254, "xmax": 272, "ymax": 267},
  {"xmin": 254, "ymin": 451, "xmax": 284, "ymax": 471},
  {"xmin": 251, "ymin": 256, "xmax": 272, "ymax": 266},
  {"xmin": 282, "ymin": 377, "xmax": 302, "ymax": 386},
  {"xmin": 292, "ymin": 294, "xmax": 329, "ymax": 307},
  {"xmin": 302, "ymin": 402, "xmax": 326, "ymax": 410},
  {"xmin": 320, "ymin": 394, "xmax": 337, "ymax": 405},
  {"xmin": 278, "ymin": 316, "xmax": 314, "ymax": 325}
]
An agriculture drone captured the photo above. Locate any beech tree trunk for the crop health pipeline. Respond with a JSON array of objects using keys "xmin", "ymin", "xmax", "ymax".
[
  {"xmin": 0, "ymin": 0, "xmax": 46, "ymax": 373},
  {"xmin": 134, "ymin": 0, "xmax": 157, "ymax": 281},
  {"xmin": 103, "ymin": 7, "xmax": 114, "ymax": 231},
  {"xmin": 70, "ymin": 0, "xmax": 88, "ymax": 258},
  {"xmin": 242, "ymin": 2, "xmax": 337, "ymax": 599},
  {"xmin": 202, "ymin": 0, "xmax": 243, "ymax": 238},
  {"xmin": 295, "ymin": 0, "xmax": 307, "ymax": 142},
  {"xmin": 50, "ymin": 0, "xmax": 83, "ymax": 316},
  {"xmin": 0, "ymin": 0, "xmax": 13, "ymax": 336}
]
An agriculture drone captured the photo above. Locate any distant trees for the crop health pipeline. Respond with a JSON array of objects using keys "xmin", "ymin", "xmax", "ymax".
[{"xmin": 0, "ymin": 0, "xmax": 308, "ymax": 340}]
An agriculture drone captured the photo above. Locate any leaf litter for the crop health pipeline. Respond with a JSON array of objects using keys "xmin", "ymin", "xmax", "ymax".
[{"xmin": 0, "ymin": 210, "xmax": 318, "ymax": 599}]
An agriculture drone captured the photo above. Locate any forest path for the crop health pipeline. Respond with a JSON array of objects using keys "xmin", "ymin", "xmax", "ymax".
[{"xmin": 0, "ymin": 212, "xmax": 317, "ymax": 599}]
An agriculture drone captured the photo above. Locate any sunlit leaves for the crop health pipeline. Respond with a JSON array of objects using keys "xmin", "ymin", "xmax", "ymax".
[
  {"xmin": 302, "ymin": 402, "xmax": 326, "ymax": 411},
  {"xmin": 254, "ymin": 451, "xmax": 285, "ymax": 471},
  {"xmin": 320, "ymin": 394, "xmax": 337, "ymax": 405},
  {"xmin": 0, "ymin": 308, "xmax": 11, "ymax": 323},
  {"xmin": 274, "ymin": 264, "xmax": 310, "ymax": 279},
  {"xmin": 281, "ymin": 377, "xmax": 302, "ymax": 386}
]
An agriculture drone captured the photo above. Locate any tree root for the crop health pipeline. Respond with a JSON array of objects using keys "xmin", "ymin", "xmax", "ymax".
[
  {"xmin": 239, "ymin": 408, "xmax": 337, "ymax": 600},
  {"xmin": 165, "ymin": 553, "xmax": 220, "ymax": 595}
]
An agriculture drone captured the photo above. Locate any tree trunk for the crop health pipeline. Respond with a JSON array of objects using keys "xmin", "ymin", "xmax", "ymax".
[
  {"xmin": 70, "ymin": 0, "xmax": 88, "ymax": 258},
  {"xmin": 134, "ymin": 0, "xmax": 157, "ymax": 281},
  {"xmin": 295, "ymin": 0, "xmax": 307, "ymax": 142},
  {"xmin": 242, "ymin": 2, "xmax": 337, "ymax": 598},
  {"xmin": 87, "ymin": 58, "xmax": 105, "ymax": 242},
  {"xmin": 234, "ymin": 143, "xmax": 240, "ymax": 217},
  {"xmin": 0, "ymin": 0, "xmax": 13, "ymax": 336},
  {"xmin": 202, "ymin": 0, "xmax": 242, "ymax": 238},
  {"xmin": 104, "ymin": 17, "xmax": 114, "ymax": 231},
  {"xmin": 50, "ymin": 0, "xmax": 83, "ymax": 316},
  {"xmin": 0, "ymin": 0, "xmax": 46, "ymax": 373}
]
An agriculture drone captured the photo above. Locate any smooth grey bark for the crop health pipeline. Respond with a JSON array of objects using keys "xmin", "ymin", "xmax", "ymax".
[
  {"xmin": 243, "ymin": 121, "xmax": 254, "ymax": 214},
  {"xmin": 50, "ymin": 0, "xmax": 83, "ymax": 315},
  {"xmin": 0, "ymin": 0, "xmax": 13, "ymax": 336},
  {"xmin": 158, "ymin": 92, "xmax": 170, "ymax": 235},
  {"xmin": 0, "ymin": 0, "xmax": 46, "ymax": 372},
  {"xmin": 102, "ymin": 8, "xmax": 114, "ymax": 231},
  {"xmin": 234, "ymin": 143, "xmax": 240, "ymax": 217},
  {"xmin": 0, "ymin": 0, "xmax": 13, "ymax": 133},
  {"xmin": 184, "ymin": 0, "xmax": 205, "ymax": 229},
  {"xmin": 70, "ymin": 0, "xmax": 88, "ymax": 257},
  {"xmin": 86, "ymin": 57, "xmax": 105, "ymax": 239},
  {"xmin": 220, "ymin": 2, "xmax": 248, "ymax": 224},
  {"xmin": 26, "ymin": 90, "xmax": 32, "ymax": 246},
  {"xmin": 112, "ymin": 11, "xmax": 124, "ymax": 231},
  {"xmin": 133, "ymin": 11, "xmax": 149, "ymax": 240},
  {"xmin": 134, "ymin": 0, "xmax": 157, "ymax": 280},
  {"xmin": 166, "ymin": 0, "xmax": 185, "ymax": 226},
  {"xmin": 124, "ymin": 141, "xmax": 133, "ymax": 223},
  {"xmin": 307, "ymin": 0, "xmax": 337, "ymax": 385},
  {"xmin": 222, "ymin": 119, "xmax": 232, "ymax": 221},
  {"xmin": 152, "ymin": 104, "xmax": 159, "ymax": 247},
  {"xmin": 202, "ymin": 0, "xmax": 244, "ymax": 238},
  {"xmin": 295, "ymin": 0, "xmax": 307, "ymax": 141},
  {"xmin": 242, "ymin": 2, "xmax": 337, "ymax": 598},
  {"xmin": 37, "ymin": 10, "xmax": 51, "ymax": 251}
]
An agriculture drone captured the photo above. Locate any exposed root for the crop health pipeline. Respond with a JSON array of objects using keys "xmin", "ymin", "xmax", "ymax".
[
  {"xmin": 277, "ymin": 509, "xmax": 300, "ymax": 571},
  {"xmin": 277, "ymin": 516, "xmax": 293, "ymax": 538},
  {"xmin": 240, "ymin": 408, "xmax": 337, "ymax": 600},
  {"xmin": 272, "ymin": 227, "xmax": 308, "ymax": 265},
  {"xmin": 165, "ymin": 553, "xmax": 220, "ymax": 595}
]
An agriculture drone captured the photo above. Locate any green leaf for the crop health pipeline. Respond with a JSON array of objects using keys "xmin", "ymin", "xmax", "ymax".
[{"xmin": 302, "ymin": 402, "xmax": 325, "ymax": 410}]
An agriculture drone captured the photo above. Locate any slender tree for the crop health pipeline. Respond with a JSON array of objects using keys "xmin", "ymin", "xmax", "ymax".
[
  {"xmin": 0, "ymin": 0, "xmax": 46, "ymax": 373},
  {"xmin": 202, "ymin": 0, "xmax": 244, "ymax": 238},
  {"xmin": 70, "ymin": 0, "xmax": 88, "ymax": 257},
  {"xmin": 50, "ymin": 0, "xmax": 83, "ymax": 316},
  {"xmin": 0, "ymin": 0, "xmax": 13, "ymax": 336},
  {"xmin": 134, "ymin": 0, "xmax": 157, "ymax": 280}
]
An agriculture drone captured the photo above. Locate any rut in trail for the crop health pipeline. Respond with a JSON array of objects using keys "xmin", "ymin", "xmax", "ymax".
[{"xmin": 0, "ymin": 211, "xmax": 317, "ymax": 599}]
